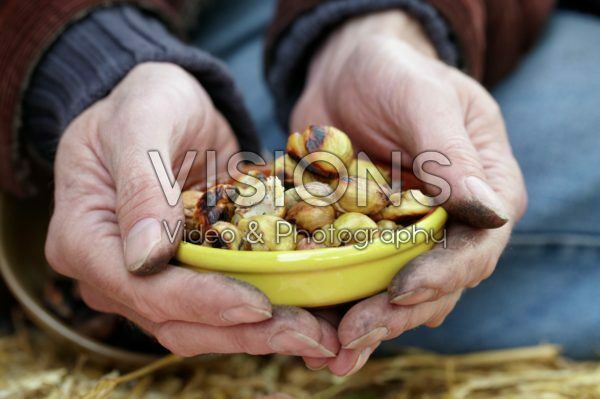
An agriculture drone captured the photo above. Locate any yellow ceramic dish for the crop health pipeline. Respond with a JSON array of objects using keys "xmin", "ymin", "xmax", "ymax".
[{"xmin": 176, "ymin": 207, "xmax": 447, "ymax": 307}]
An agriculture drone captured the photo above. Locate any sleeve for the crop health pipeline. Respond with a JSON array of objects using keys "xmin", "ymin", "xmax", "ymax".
[
  {"xmin": 0, "ymin": 0, "xmax": 181, "ymax": 196},
  {"xmin": 1, "ymin": 0, "xmax": 259, "ymax": 197},
  {"xmin": 264, "ymin": 0, "xmax": 555, "ymax": 128},
  {"xmin": 22, "ymin": 5, "xmax": 259, "ymax": 174},
  {"xmin": 425, "ymin": 0, "xmax": 555, "ymax": 83}
]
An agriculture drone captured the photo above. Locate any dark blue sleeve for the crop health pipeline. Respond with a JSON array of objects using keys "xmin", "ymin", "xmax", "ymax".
[{"xmin": 23, "ymin": 5, "xmax": 260, "ymax": 165}]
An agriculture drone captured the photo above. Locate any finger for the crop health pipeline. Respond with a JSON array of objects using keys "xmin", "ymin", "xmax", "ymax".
[
  {"xmin": 101, "ymin": 78, "xmax": 206, "ymax": 276},
  {"xmin": 460, "ymin": 79, "xmax": 528, "ymax": 220},
  {"xmin": 75, "ymin": 263, "xmax": 273, "ymax": 327},
  {"xmin": 155, "ymin": 306, "xmax": 339, "ymax": 358},
  {"xmin": 80, "ymin": 285, "xmax": 339, "ymax": 358},
  {"xmin": 303, "ymin": 357, "xmax": 329, "ymax": 371},
  {"xmin": 79, "ymin": 282, "xmax": 129, "ymax": 314},
  {"xmin": 302, "ymin": 314, "xmax": 341, "ymax": 370},
  {"xmin": 311, "ymin": 308, "xmax": 343, "ymax": 327},
  {"xmin": 79, "ymin": 282, "xmax": 159, "ymax": 337},
  {"xmin": 258, "ymin": 394, "xmax": 295, "ymax": 399},
  {"xmin": 405, "ymin": 91, "xmax": 511, "ymax": 228},
  {"xmin": 337, "ymin": 292, "xmax": 461, "ymax": 351},
  {"xmin": 109, "ymin": 128, "xmax": 183, "ymax": 275},
  {"xmin": 326, "ymin": 342, "xmax": 380, "ymax": 377},
  {"xmin": 48, "ymin": 211, "xmax": 272, "ymax": 327},
  {"xmin": 388, "ymin": 224, "xmax": 508, "ymax": 305},
  {"xmin": 257, "ymin": 392, "xmax": 294, "ymax": 399},
  {"xmin": 148, "ymin": 308, "xmax": 338, "ymax": 358},
  {"xmin": 108, "ymin": 266, "xmax": 273, "ymax": 326}
]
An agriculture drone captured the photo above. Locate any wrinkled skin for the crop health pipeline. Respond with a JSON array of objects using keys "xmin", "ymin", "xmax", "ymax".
[
  {"xmin": 46, "ymin": 63, "xmax": 339, "ymax": 359},
  {"xmin": 292, "ymin": 11, "xmax": 527, "ymax": 375}
]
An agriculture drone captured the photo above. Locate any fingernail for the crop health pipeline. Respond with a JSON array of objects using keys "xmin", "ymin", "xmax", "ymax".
[
  {"xmin": 464, "ymin": 176, "xmax": 509, "ymax": 227},
  {"xmin": 391, "ymin": 288, "xmax": 437, "ymax": 305},
  {"xmin": 269, "ymin": 330, "xmax": 336, "ymax": 358},
  {"xmin": 306, "ymin": 363, "xmax": 328, "ymax": 371},
  {"xmin": 343, "ymin": 327, "xmax": 388, "ymax": 350},
  {"xmin": 124, "ymin": 218, "xmax": 163, "ymax": 273},
  {"xmin": 344, "ymin": 347, "xmax": 373, "ymax": 377},
  {"xmin": 221, "ymin": 306, "xmax": 272, "ymax": 323}
]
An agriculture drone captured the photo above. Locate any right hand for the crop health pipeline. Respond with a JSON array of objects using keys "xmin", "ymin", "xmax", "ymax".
[
  {"xmin": 45, "ymin": 63, "xmax": 338, "ymax": 358},
  {"xmin": 290, "ymin": 11, "xmax": 527, "ymax": 375}
]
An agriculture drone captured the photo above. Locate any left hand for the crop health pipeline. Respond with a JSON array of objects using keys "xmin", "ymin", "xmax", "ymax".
[{"xmin": 291, "ymin": 11, "xmax": 527, "ymax": 375}]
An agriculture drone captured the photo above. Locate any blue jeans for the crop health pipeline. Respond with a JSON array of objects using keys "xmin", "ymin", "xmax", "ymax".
[{"xmin": 193, "ymin": 3, "xmax": 600, "ymax": 358}]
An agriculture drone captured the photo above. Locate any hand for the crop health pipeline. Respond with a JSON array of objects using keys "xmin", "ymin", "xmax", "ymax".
[
  {"xmin": 46, "ymin": 63, "xmax": 339, "ymax": 358},
  {"xmin": 292, "ymin": 11, "xmax": 527, "ymax": 374}
]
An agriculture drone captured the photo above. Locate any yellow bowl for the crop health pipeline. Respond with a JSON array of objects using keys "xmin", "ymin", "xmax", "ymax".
[{"xmin": 176, "ymin": 207, "xmax": 447, "ymax": 307}]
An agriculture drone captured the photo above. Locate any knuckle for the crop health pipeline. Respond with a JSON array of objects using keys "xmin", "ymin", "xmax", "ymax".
[
  {"xmin": 273, "ymin": 306, "xmax": 319, "ymax": 331},
  {"xmin": 232, "ymin": 332, "xmax": 264, "ymax": 355},
  {"xmin": 388, "ymin": 306, "xmax": 415, "ymax": 336},
  {"xmin": 485, "ymin": 96, "xmax": 502, "ymax": 120},
  {"xmin": 115, "ymin": 172, "xmax": 163, "ymax": 224},
  {"xmin": 425, "ymin": 315, "xmax": 446, "ymax": 328},
  {"xmin": 115, "ymin": 93, "xmax": 177, "ymax": 130},
  {"xmin": 129, "ymin": 288, "xmax": 168, "ymax": 324},
  {"xmin": 45, "ymin": 219, "xmax": 75, "ymax": 277},
  {"xmin": 169, "ymin": 274, "xmax": 212, "ymax": 314},
  {"xmin": 44, "ymin": 238, "xmax": 64, "ymax": 275},
  {"xmin": 154, "ymin": 324, "xmax": 197, "ymax": 357},
  {"xmin": 405, "ymin": 251, "xmax": 461, "ymax": 295},
  {"xmin": 426, "ymin": 295, "xmax": 458, "ymax": 329},
  {"xmin": 79, "ymin": 287, "xmax": 110, "ymax": 313},
  {"xmin": 426, "ymin": 310, "xmax": 449, "ymax": 328},
  {"xmin": 142, "ymin": 309, "xmax": 168, "ymax": 324},
  {"xmin": 439, "ymin": 275, "xmax": 462, "ymax": 295},
  {"xmin": 201, "ymin": 272, "xmax": 232, "ymax": 289},
  {"xmin": 442, "ymin": 136, "xmax": 480, "ymax": 169},
  {"xmin": 392, "ymin": 256, "xmax": 428, "ymax": 290},
  {"xmin": 428, "ymin": 306, "xmax": 450, "ymax": 328},
  {"xmin": 480, "ymin": 257, "xmax": 499, "ymax": 282}
]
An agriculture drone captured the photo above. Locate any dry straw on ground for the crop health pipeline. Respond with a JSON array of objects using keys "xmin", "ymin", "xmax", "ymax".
[{"xmin": 2, "ymin": 324, "xmax": 600, "ymax": 399}]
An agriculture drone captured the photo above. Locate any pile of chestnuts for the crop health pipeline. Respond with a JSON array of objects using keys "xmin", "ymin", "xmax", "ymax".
[{"xmin": 182, "ymin": 125, "xmax": 433, "ymax": 251}]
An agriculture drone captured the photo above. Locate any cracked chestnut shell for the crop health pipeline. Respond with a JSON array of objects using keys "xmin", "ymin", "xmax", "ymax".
[
  {"xmin": 349, "ymin": 159, "xmax": 392, "ymax": 184},
  {"xmin": 182, "ymin": 190, "xmax": 203, "ymax": 228},
  {"xmin": 296, "ymin": 236, "xmax": 326, "ymax": 250},
  {"xmin": 191, "ymin": 184, "xmax": 238, "ymax": 233},
  {"xmin": 377, "ymin": 219, "xmax": 397, "ymax": 231},
  {"xmin": 203, "ymin": 221, "xmax": 246, "ymax": 250},
  {"xmin": 237, "ymin": 215, "xmax": 296, "ymax": 251},
  {"xmin": 235, "ymin": 176, "xmax": 286, "ymax": 220},
  {"xmin": 286, "ymin": 125, "xmax": 354, "ymax": 178},
  {"xmin": 334, "ymin": 176, "xmax": 389, "ymax": 215},
  {"xmin": 371, "ymin": 190, "xmax": 433, "ymax": 222},
  {"xmin": 286, "ymin": 200, "xmax": 336, "ymax": 233},
  {"xmin": 333, "ymin": 212, "xmax": 379, "ymax": 245}
]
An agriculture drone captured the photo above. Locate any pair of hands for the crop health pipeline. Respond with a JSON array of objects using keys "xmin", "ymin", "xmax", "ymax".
[{"xmin": 46, "ymin": 11, "xmax": 526, "ymax": 376}]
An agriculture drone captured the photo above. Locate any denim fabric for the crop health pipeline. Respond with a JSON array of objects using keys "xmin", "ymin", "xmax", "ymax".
[
  {"xmin": 192, "ymin": 3, "xmax": 600, "ymax": 357},
  {"xmin": 192, "ymin": 0, "xmax": 284, "ymax": 158}
]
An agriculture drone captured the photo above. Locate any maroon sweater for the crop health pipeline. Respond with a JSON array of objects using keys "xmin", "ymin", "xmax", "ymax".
[{"xmin": 0, "ymin": 0, "xmax": 553, "ymax": 196}]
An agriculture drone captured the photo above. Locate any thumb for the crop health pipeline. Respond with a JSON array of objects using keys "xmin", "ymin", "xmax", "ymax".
[
  {"xmin": 411, "ymin": 114, "xmax": 509, "ymax": 229},
  {"xmin": 114, "ymin": 143, "xmax": 184, "ymax": 275}
]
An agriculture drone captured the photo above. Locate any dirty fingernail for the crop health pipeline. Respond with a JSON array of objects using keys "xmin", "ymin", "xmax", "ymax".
[
  {"xmin": 344, "ymin": 347, "xmax": 373, "ymax": 376},
  {"xmin": 344, "ymin": 327, "xmax": 388, "ymax": 350},
  {"xmin": 124, "ymin": 218, "xmax": 163, "ymax": 274},
  {"xmin": 463, "ymin": 176, "xmax": 509, "ymax": 227},
  {"xmin": 391, "ymin": 288, "xmax": 437, "ymax": 305},
  {"xmin": 269, "ymin": 330, "xmax": 336, "ymax": 358},
  {"xmin": 221, "ymin": 305, "xmax": 272, "ymax": 324}
]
